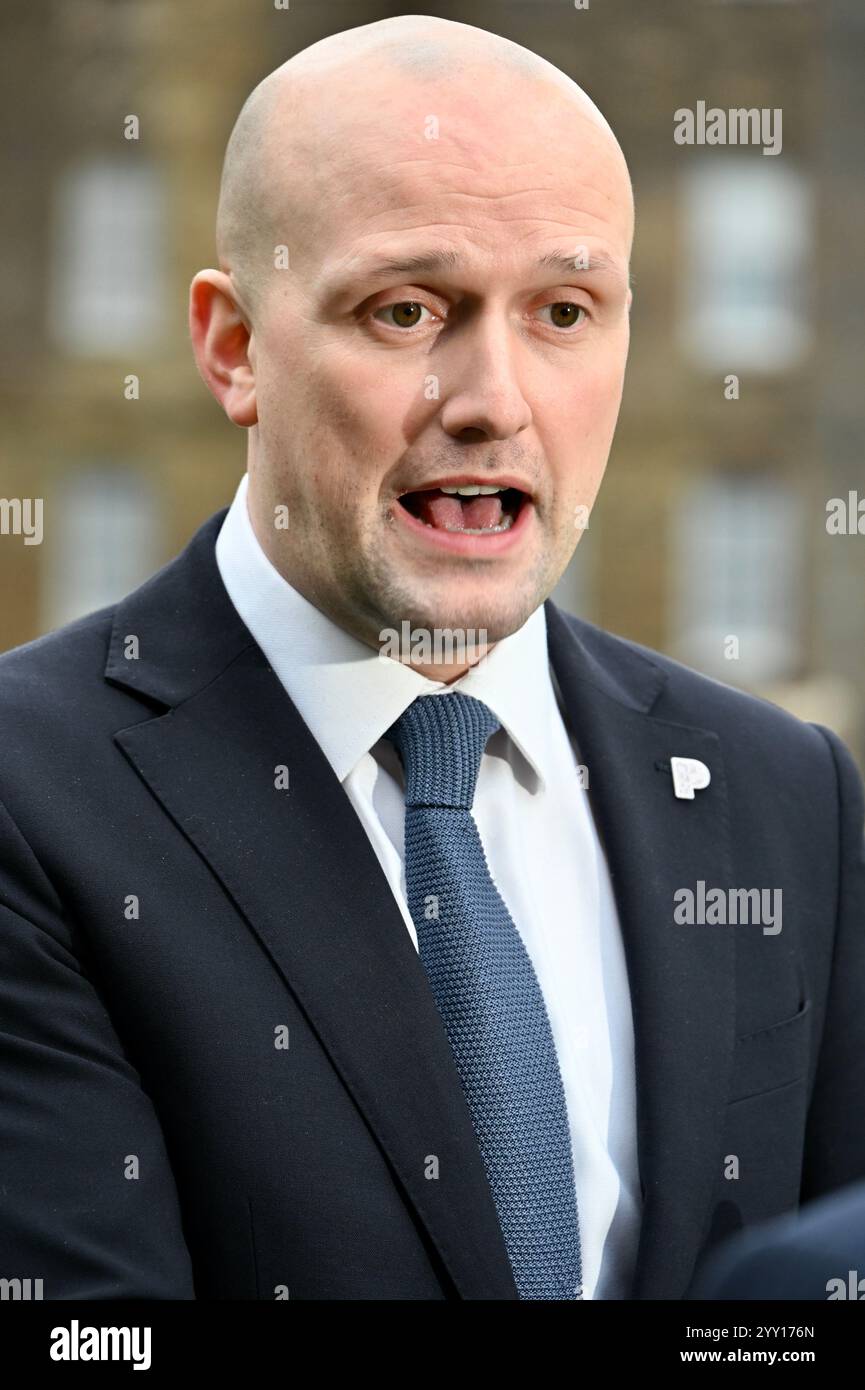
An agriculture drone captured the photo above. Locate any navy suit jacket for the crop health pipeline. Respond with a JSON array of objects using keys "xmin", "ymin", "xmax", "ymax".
[{"xmin": 1, "ymin": 507, "xmax": 864, "ymax": 1299}]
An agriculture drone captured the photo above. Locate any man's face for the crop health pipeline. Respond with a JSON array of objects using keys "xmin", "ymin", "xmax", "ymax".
[{"xmin": 244, "ymin": 68, "xmax": 633, "ymax": 647}]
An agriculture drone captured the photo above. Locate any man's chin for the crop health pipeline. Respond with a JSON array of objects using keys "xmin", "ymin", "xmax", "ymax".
[
  {"xmin": 379, "ymin": 595, "xmax": 541, "ymax": 647},
  {"xmin": 361, "ymin": 542, "xmax": 563, "ymax": 651}
]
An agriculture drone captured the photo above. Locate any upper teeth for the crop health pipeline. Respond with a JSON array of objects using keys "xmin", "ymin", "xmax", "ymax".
[{"xmin": 439, "ymin": 484, "xmax": 503, "ymax": 496}]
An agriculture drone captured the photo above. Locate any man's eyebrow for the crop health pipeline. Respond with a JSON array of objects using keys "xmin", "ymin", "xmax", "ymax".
[
  {"xmin": 353, "ymin": 249, "xmax": 462, "ymax": 281},
  {"xmin": 332, "ymin": 247, "xmax": 632, "ymax": 292},
  {"xmin": 535, "ymin": 250, "xmax": 632, "ymax": 287}
]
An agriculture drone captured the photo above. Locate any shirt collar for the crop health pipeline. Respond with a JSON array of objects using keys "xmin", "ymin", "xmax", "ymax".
[{"xmin": 215, "ymin": 472, "xmax": 559, "ymax": 790}]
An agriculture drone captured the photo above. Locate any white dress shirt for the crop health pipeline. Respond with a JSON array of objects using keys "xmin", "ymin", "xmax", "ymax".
[{"xmin": 215, "ymin": 471, "xmax": 642, "ymax": 1298}]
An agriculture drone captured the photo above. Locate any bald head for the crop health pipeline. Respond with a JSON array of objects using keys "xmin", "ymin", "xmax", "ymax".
[
  {"xmin": 215, "ymin": 14, "xmax": 633, "ymax": 318},
  {"xmin": 193, "ymin": 13, "xmax": 636, "ymax": 663}
]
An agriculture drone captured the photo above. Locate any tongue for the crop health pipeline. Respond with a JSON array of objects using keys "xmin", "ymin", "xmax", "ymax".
[{"xmin": 414, "ymin": 489, "xmax": 504, "ymax": 530}]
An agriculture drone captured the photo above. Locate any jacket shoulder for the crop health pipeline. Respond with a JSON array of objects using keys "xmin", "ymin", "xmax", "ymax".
[
  {"xmin": 0, "ymin": 604, "xmax": 117, "ymax": 713},
  {"xmin": 554, "ymin": 606, "xmax": 843, "ymax": 762}
]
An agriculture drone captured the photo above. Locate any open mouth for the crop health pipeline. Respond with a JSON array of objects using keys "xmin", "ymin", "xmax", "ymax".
[{"xmin": 397, "ymin": 485, "xmax": 527, "ymax": 535}]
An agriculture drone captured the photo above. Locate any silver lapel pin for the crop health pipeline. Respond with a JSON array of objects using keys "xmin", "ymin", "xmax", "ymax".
[{"xmin": 670, "ymin": 756, "xmax": 711, "ymax": 800}]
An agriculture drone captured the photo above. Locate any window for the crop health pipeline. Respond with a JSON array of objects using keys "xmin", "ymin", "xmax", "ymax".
[
  {"xmin": 668, "ymin": 473, "xmax": 803, "ymax": 684},
  {"xmin": 679, "ymin": 158, "xmax": 812, "ymax": 371},
  {"xmin": 41, "ymin": 468, "xmax": 160, "ymax": 631},
  {"xmin": 49, "ymin": 158, "xmax": 167, "ymax": 354}
]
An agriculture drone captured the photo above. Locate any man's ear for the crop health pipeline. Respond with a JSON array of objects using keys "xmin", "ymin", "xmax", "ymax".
[{"xmin": 189, "ymin": 270, "xmax": 257, "ymax": 427}]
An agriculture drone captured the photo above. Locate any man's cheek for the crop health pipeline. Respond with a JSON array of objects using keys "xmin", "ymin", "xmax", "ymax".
[{"xmin": 312, "ymin": 384, "xmax": 383, "ymax": 447}]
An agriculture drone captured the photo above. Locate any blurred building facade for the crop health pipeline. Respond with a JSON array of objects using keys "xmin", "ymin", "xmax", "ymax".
[{"xmin": 1, "ymin": 0, "xmax": 863, "ymax": 758}]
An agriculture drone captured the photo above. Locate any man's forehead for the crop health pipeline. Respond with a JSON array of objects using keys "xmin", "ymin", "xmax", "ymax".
[
  {"xmin": 247, "ymin": 50, "xmax": 633, "ymax": 295},
  {"xmin": 282, "ymin": 118, "xmax": 632, "ymax": 266}
]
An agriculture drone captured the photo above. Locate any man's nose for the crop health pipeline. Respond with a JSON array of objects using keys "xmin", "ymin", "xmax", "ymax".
[{"xmin": 438, "ymin": 314, "xmax": 533, "ymax": 441}]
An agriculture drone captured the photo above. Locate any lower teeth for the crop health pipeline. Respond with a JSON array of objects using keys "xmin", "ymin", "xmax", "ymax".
[{"xmin": 424, "ymin": 515, "xmax": 514, "ymax": 534}]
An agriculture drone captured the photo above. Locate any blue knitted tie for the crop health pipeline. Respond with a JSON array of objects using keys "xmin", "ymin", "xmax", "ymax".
[{"xmin": 384, "ymin": 692, "xmax": 583, "ymax": 1300}]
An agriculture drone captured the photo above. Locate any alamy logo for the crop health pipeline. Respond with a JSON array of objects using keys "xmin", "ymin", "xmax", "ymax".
[
  {"xmin": 378, "ymin": 622, "xmax": 489, "ymax": 666},
  {"xmin": 49, "ymin": 1320, "xmax": 151, "ymax": 1371},
  {"xmin": 826, "ymin": 492, "xmax": 865, "ymax": 534},
  {"xmin": 826, "ymin": 1271, "xmax": 865, "ymax": 1299},
  {"xmin": 0, "ymin": 497, "xmax": 43, "ymax": 545},
  {"xmin": 0, "ymin": 1276, "xmax": 43, "ymax": 1299},
  {"xmin": 674, "ymin": 881, "xmax": 782, "ymax": 935},
  {"xmin": 674, "ymin": 102, "xmax": 782, "ymax": 156}
]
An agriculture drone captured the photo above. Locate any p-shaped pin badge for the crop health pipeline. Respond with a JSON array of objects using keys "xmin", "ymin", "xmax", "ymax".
[{"xmin": 669, "ymin": 756, "xmax": 712, "ymax": 800}]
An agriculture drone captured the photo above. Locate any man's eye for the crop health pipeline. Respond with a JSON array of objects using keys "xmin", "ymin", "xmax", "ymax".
[
  {"xmin": 537, "ymin": 302, "xmax": 587, "ymax": 330},
  {"xmin": 373, "ymin": 301, "xmax": 435, "ymax": 330}
]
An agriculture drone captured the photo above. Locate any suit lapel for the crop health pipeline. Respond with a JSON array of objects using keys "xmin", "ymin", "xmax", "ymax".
[
  {"xmin": 106, "ymin": 511, "xmax": 518, "ymax": 1301},
  {"xmin": 545, "ymin": 601, "xmax": 736, "ymax": 1299}
]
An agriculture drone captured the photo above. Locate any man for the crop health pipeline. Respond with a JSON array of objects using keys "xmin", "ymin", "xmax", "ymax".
[{"xmin": 0, "ymin": 15, "xmax": 863, "ymax": 1301}]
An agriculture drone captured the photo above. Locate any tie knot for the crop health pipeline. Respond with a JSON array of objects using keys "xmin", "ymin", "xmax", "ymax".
[{"xmin": 384, "ymin": 692, "xmax": 500, "ymax": 809}]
